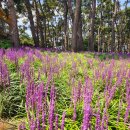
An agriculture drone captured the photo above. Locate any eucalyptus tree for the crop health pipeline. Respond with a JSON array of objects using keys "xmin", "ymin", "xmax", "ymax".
[
  {"xmin": 68, "ymin": 0, "xmax": 83, "ymax": 52},
  {"xmin": 89, "ymin": 0, "xmax": 96, "ymax": 51},
  {"xmin": 33, "ymin": 0, "xmax": 45, "ymax": 47},
  {"xmin": 24, "ymin": 0, "xmax": 39, "ymax": 47},
  {"xmin": 111, "ymin": 0, "xmax": 119, "ymax": 52},
  {"xmin": 63, "ymin": 0, "xmax": 68, "ymax": 50},
  {"xmin": 7, "ymin": 0, "xmax": 20, "ymax": 47}
]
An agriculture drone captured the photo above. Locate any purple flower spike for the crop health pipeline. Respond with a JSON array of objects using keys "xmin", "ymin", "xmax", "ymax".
[
  {"xmin": 55, "ymin": 114, "xmax": 59, "ymax": 130},
  {"xmin": 95, "ymin": 99, "xmax": 101, "ymax": 130},
  {"xmin": 42, "ymin": 111, "xmax": 46, "ymax": 130},
  {"xmin": 81, "ymin": 77, "xmax": 93, "ymax": 130},
  {"xmin": 18, "ymin": 122, "xmax": 26, "ymax": 130},
  {"xmin": 124, "ymin": 80, "xmax": 130, "ymax": 123},
  {"xmin": 49, "ymin": 85, "xmax": 55, "ymax": 130},
  {"xmin": 61, "ymin": 111, "xmax": 66, "ymax": 130}
]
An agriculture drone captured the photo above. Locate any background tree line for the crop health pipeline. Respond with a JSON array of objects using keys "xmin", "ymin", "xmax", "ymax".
[{"xmin": 0, "ymin": 0, "xmax": 130, "ymax": 52}]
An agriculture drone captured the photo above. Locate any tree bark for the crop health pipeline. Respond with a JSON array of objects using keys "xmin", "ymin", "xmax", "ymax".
[
  {"xmin": 89, "ymin": 0, "xmax": 96, "ymax": 52},
  {"xmin": 69, "ymin": 0, "xmax": 83, "ymax": 52},
  {"xmin": 44, "ymin": 19, "xmax": 47, "ymax": 47},
  {"xmin": 7, "ymin": 0, "xmax": 20, "ymax": 47},
  {"xmin": 35, "ymin": 3, "xmax": 40, "ymax": 46},
  {"xmin": 34, "ymin": 0, "xmax": 44, "ymax": 48},
  {"xmin": 98, "ymin": 27, "xmax": 100, "ymax": 52},
  {"xmin": 111, "ymin": 17, "xmax": 115, "ymax": 52},
  {"xmin": 98, "ymin": 1, "xmax": 103, "ymax": 52},
  {"xmin": 24, "ymin": 0, "xmax": 39, "ymax": 47},
  {"xmin": 63, "ymin": 0, "xmax": 68, "ymax": 50},
  {"xmin": 68, "ymin": 0, "xmax": 74, "ymax": 22},
  {"xmin": 111, "ymin": 0, "xmax": 118, "ymax": 52},
  {"xmin": 38, "ymin": 0, "xmax": 47, "ymax": 48},
  {"xmin": 72, "ymin": 0, "xmax": 81, "ymax": 52},
  {"xmin": 77, "ymin": 13, "xmax": 83, "ymax": 51}
]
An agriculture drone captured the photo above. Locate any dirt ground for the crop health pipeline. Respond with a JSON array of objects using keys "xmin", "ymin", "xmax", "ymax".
[{"xmin": 0, "ymin": 121, "xmax": 17, "ymax": 130}]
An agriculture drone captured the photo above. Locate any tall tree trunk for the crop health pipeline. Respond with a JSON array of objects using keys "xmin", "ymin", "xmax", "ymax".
[
  {"xmin": 44, "ymin": 19, "xmax": 47, "ymax": 47},
  {"xmin": 68, "ymin": 0, "xmax": 74, "ymax": 22},
  {"xmin": 89, "ymin": 0, "xmax": 96, "ymax": 52},
  {"xmin": 38, "ymin": 0, "xmax": 46, "ymax": 48},
  {"xmin": 68, "ymin": 0, "xmax": 83, "ymax": 52},
  {"xmin": 24, "ymin": 0, "xmax": 39, "ymax": 47},
  {"xmin": 7, "ymin": 0, "xmax": 20, "ymax": 47},
  {"xmin": 72, "ymin": 0, "xmax": 82, "ymax": 52},
  {"xmin": 98, "ymin": 2, "xmax": 103, "ymax": 52},
  {"xmin": 115, "ymin": 0, "xmax": 122, "ymax": 52},
  {"xmin": 111, "ymin": 0, "xmax": 117, "ymax": 52},
  {"xmin": 34, "ymin": 0, "xmax": 44, "ymax": 48},
  {"xmin": 39, "ymin": 21, "xmax": 45, "ymax": 48},
  {"xmin": 98, "ymin": 27, "xmax": 100, "ymax": 52},
  {"xmin": 35, "ymin": 8, "xmax": 40, "ymax": 45},
  {"xmin": 63, "ymin": 0, "xmax": 68, "ymax": 50},
  {"xmin": 77, "ymin": 14, "xmax": 83, "ymax": 51},
  {"xmin": 111, "ymin": 16, "xmax": 115, "ymax": 52}
]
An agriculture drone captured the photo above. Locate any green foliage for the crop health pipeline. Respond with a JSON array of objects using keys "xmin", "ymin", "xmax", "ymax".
[
  {"xmin": 20, "ymin": 33, "xmax": 34, "ymax": 46},
  {"xmin": 83, "ymin": 38, "xmax": 88, "ymax": 51},
  {"xmin": 0, "ymin": 50, "xmax": 129, "ymax": 130},
  {"xmin": 98, "ymin": 53, "xmax": 107, "ymax": 61},
  {"xmin": 0, "ymin": 73, "xmax": 26, "ymax": 118},
  {"xmin": 0, "ymin": 39, "xmax": 12, "ymax": 49}
]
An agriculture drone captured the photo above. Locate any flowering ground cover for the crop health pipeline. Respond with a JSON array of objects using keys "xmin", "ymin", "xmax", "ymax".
[{"xmin": 0, "ymin": 48, "xmax": 130, "ymax": 130}]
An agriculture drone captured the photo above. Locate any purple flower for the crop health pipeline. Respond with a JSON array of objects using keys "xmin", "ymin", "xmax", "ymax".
[
  {"xmin": 55, "ymin": 114, "xmax": 59, "ymax": 130},
  {"xmin": 124, "ymin": 80, "xmax": 130, "ymax": 123},
  {"xmin": 81, "ymin": 78, "xmax": 93, "ymax": 130},
  {"xmin": 72, "ymin": 86, "xmax": 78, "ymax": 121},
  {"xmin": 101, "ymin": 107, "xmax": 108, "ymax": 130},
  {"xmin": 18, "ymin": 122, "xmax": 26, "ymax": 130},
  {"xmin": 0, "ymin": 60, "xmax": 10, "ymax": 87},
  {"xmin": 30, "ymin": 117, "xmax": 36, "ymax": 130},
  {"xmin": 61, "ymin": 111, "xmax": 66, "ymax": 130},
  {"xmin": 95, "ymin": 100, "xmax": 101, "ymax": 130},
  {"xmin": 42, "ymin": 110, "xmax": 46, "ymax": 130},
  {"xmin": 49, "ymin": 85, "xmax": 55, "ymax": 130}
]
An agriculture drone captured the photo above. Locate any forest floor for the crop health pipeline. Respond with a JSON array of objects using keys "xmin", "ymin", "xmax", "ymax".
[{"xmin": 0, "ymin": 119, "xmax": 17, "ymax": 130}]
